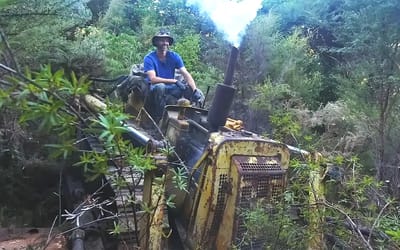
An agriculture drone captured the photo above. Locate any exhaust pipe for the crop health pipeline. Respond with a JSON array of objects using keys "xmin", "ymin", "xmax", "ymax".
[
  {"xmin": 222, "ymin": 46, "xmax": 239, "ymax": 86},
  {"xmin": 207, "ymin": 46, "xmax": 239, "ymax": 131}
]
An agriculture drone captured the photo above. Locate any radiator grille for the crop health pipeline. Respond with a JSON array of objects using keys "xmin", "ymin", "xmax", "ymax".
[
  {"xmin": 240, "ymin": 162, "xmax": 282, "ymax": 172},
  {"xmin": 209, "ymin": 174, "xmax": 228, "ymax": 235},
  {"xmin": 233, "ymin": 155, "xmax": 287, "ymax": 249}
]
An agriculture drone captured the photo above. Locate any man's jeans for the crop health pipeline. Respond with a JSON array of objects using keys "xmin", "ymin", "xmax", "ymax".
[{"xmin": 150, "ymin": 83, "xmax": 184, "ymax": 121}]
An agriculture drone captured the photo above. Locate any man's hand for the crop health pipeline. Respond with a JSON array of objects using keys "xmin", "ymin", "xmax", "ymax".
[
  {"xmin": 175, "ymin": 80, "xmax": 187, "ymax": 90},
  {"xmin": 192, "ymin": 88, "xmax": 205, "ymax": 104}
]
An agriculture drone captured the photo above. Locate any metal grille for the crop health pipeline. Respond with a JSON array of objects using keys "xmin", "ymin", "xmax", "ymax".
[
  {"xmin": 209, "ymin": 174, "xmax": 228, "ymax": 235},
  {"xmin": 233, "ymin": 155, "xmax": 287, "ymax": 249},
  {"xmin": 240, "ymin": 162, "xmax": 282, "ymax": 172}
]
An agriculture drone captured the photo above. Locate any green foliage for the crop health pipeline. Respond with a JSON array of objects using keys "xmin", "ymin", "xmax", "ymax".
[
  {"xmin": 241, "ymin": 14, "xmax": 328, "ymax": 141},
  {"xmin": 173, "ymin": 34, "xmax": 201, "ymax": 72},
  {"xmin": 250, "ymin": 79, "xmax": 314, "ymax": 146},
  {"xmin": 0, "ymin": 63, "xmax": 163, "ymax": 237},
  {"xmin": 165, "ymin": 194, "xmax": 177, "ymax": 208},
  {"xmin": 10, "ymin": 66, "xmax": 90, "ymax": 155},
  {"xmin": 171, "ymin": 167, "xmax": 188, "ymax": 193},
  {"xmin": 1, "ymin": 0, "xmax": 98, "ymax": 73},
  {"xmin": 240, "ymin": 11, "xmax": 335, "ymax": 144},
  {"xmin": 0, "ymin": 86, "xmax": 14, "ymax": 109},
  {"xmin": 258, "ymin": 27, "xmax": 323, "ymax": 108},
  {"xmin": 160, "ymin": 143, "xmax": 175, "ymax": 158},
  {"xmin": 0, "ymin": 0, "xmax": 16, "ymax": 8},
  {"xmin": 240, "ymin": 13, "xmax": 281, "ymax": 85},
  {"xmin": 103, "ymin": 32, "xmax": 145, "ymax": 75},
  {"xmin": 126, "ymin": 146, "xmax": 156, "ymax": 173},
  {"xmin": 380, "ymin": 213, "xmax": 400, "ymax": 245},
  {"xmin": 328, "ymin": 0, "xmax": 400, "ymax": 181},
  {"xmin": 105, "ymin": 0, "xmax": 204, "ymax": 37},
  {"xmin": 123, "ymin": 1, "xmax": 158, "ymax": 31},
  {"xmin": 190, "ymin": 64, "xmax": 223, "ymax": 96},
  {"xmin": 2, "ymin": 0, "xmax": 400, "ymax": 246},
  {"xmin": 71, "ymin": 26, "xmax": 145, "ymax": 76},
  {"xmin": 140, "ymin": 0, "xmax": 201, "ymax": 30},
  {"xmin": 100, "ymin": 0, "xmax": 132, "ymax": 34},
  {"xmin": 320, "ymin": 156, "xmax": 399, "ymax": 249},
  {"xmin": 81, "ymin": 106, "xmax": 156, "ymax": 177},
  {"xmin": 250, "ymin": 80, "xmax": 295, "ymax": 111},
  {"xmin": 238, "ymin": 155, "xmax": 399, "ymax": 249},
  {"xmin": 328, "ymin": 156, "xmax": 384, "ymax": 214},
  {"xmin": 237, "ymin": 198, "xmax": 309, "ymax": 249},
  {"xmin": 270, "ymin": 112, "xmax": 301, "ymax": 143},
  {"xmin": 109, "ymin": 221, "xmax": 121, "ymax": 235},
  {"xmin": 236, "ymin": 159, "xmax": 325, "ymax": 249},
  {"xmin": 288, "ymin": 159, "xmax": 317, "ymax": 202},
  {"xmin": 92, "ymin": 111, "xmax": 130, "ymax": 145},
  {"xmin": 173, "ymin": 33, "xmax": 223, "ymax": 91},
  {"xmin": 76, "ymin": 152, "xmax": 110, "ymax": 181}
]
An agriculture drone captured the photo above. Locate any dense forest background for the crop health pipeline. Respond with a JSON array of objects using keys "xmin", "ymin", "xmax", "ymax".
[{"xmin": 1, "ymin": 0, "xmax": 400, "ymax": 249}]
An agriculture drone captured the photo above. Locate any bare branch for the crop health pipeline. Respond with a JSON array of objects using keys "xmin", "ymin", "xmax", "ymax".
[
  {"xmin": 0, "ymin": 79, "xmax": 12, "ymax": 86},
  {"xmin": 322, "ymin": 201, "xmax": 374, "ymax": 250},
  {"xmin": 0, "ymin": 28, "xmax": 20, "ymax": 72},
  {"xmin": 368, "ymin": 200, "xmax": 392, "ymax": 243}
]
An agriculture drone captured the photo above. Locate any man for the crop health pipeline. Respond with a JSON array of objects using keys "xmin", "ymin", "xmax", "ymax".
[{"xmin": 143, "ymin": 30, "xmax": 204, "ymax": 121}]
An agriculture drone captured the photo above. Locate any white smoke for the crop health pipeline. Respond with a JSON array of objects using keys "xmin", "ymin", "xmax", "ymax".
[{"xmin": 187, "ymin": 0, "xmax": 262, "ymax": 47}]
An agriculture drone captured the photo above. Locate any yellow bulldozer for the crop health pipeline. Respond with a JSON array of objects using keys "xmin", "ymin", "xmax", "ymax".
[{"xmin": 63, "ymin": 46, "xmax": 324, "ymax": 250}]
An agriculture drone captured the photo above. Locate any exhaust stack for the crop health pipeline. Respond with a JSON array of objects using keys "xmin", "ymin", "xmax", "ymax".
[
  {"xmin": 222, "ymin": 46, "xmax": 239, "ymax": 86},
  {"xmin": 207, "ymin": 46, "xmax": 239, "ymax": 131}
]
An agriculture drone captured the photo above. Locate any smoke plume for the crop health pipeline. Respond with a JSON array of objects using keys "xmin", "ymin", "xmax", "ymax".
[{"xmin": 187, "ymin": 0, "xmax": 262, "ymax": 47}]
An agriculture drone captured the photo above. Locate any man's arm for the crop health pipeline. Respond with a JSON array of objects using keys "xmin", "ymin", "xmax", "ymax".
[
  {"xmin": 179, "ymin": 67, "xmax": 197, "ymax": 91},
  {"xmin": 146, "ymin": 70, "xmax": 177, "ymax": 84}
]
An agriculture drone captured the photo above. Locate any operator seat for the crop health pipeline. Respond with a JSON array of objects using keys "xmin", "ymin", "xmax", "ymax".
[{"xmin": 120, "ymin": 64, "xmax": 186, "ymax": 122}]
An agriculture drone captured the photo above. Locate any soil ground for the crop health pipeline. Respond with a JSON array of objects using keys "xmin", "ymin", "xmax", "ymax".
[{"xmin": 0, "ymin": 228, "xmax": 67, "ymax": 250}]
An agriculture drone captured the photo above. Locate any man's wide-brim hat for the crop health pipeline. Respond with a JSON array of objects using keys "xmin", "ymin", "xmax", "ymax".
[{"xmin": 152, "ymin": 31, "xmax": 174, "ymax": 46}]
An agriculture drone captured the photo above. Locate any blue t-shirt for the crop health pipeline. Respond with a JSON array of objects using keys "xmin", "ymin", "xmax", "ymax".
[{"xmin": 143, "ymin": 51, "xmax": 184, "ymax": 81}]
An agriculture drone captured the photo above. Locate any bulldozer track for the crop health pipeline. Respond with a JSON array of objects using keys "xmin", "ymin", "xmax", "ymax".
[{"xmin": 86, "ymin": 136, "xmax": 146, "ymax": 249}]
